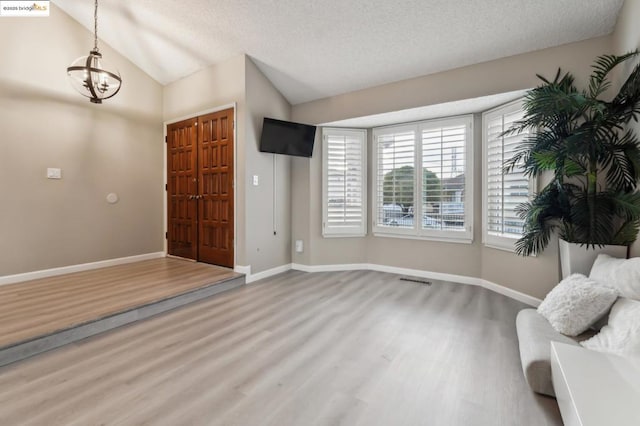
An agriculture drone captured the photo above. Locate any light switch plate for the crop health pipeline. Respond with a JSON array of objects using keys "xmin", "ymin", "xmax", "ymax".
[
  {"xmin": 253, "ymin": 175, "xmax": 259, "ymax": 186},
  {"xmin": 47, "ymin": 168, "xmax": 62, "ymax": 179}
]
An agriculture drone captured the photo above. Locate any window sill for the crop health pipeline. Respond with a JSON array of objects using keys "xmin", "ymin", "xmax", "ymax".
[
  {"xmin": 483, "ymin": 242, "xmax": 517, "ymax": 253},
  {"xmin": 483, "ymin": 238, "xmax": 537, "ymax": 257},
  {"xmin": 322, "ymin": 233, "xmax": 367, "ymax": 239},
  {"xmin": 373, "ymin": 231, "xmax": 473, "ymax": 245}
]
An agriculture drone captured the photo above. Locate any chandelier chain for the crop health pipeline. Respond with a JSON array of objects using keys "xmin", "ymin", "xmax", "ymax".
[{"xmin": 93, "ymin": 0, "xmax": 98, "ymax": 51}]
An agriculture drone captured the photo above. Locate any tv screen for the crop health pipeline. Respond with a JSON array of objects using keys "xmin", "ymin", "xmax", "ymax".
[{"xmin": 259, "ymin": 118, "xmax": 316, "ymax": 157}]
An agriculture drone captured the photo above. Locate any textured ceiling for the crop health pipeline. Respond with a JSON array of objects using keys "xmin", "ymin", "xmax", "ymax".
[{"xmin": 53, "ymin": 0, "xmax": 624, "ymax": 105}]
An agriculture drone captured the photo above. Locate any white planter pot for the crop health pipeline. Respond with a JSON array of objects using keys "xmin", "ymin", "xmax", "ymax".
[{"xmin": 558, "ymin": 239, "xmax": 627, "ymax": 279}]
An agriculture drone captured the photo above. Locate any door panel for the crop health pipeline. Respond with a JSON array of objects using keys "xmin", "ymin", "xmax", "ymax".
[
  {"xmin": 198, "ymin": 109, "xmax": 234, "ymax": 267},
  {"xmin": 167, "ymin": 118, "xmax": 198, "ymax": 260}
]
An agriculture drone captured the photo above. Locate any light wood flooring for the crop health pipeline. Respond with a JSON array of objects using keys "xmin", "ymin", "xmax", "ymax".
[
  {"xmin": 0, "ymin": 270, "xmax": 562, "ymax": 425},
  {"xmin": 0, "ymin": 257, "xmax": 240, "ymax": 349}
]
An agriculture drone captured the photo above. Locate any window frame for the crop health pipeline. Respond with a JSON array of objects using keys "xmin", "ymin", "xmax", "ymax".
[
  {"xmin": 482, "ymin": 99, "xmax": 536, "ymax": 252},
  {"xmin": 322, "ymin": 127, "xmax": 368, "ymax": 238},
  {"xmin": 371, "ymin": 115, "xmax": 474, "ymax": 243}
]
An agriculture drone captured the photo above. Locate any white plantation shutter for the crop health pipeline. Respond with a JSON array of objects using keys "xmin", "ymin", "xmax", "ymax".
[
  {"xmin": 374, "ymin": 125, "xmax": 416, "ymax": 231},
  {"xmin": 322, "ymin": 128, "xmax": 367, "ymax": 237},
  {"xmin": 421, "ymin": 120, "xmax": 469, "ymax": 233},
  {"xmin": 483, "ymin": 100, "xmax": 533, "ymax": 250},
  {"xmin": 372, "ymin": 116, "xmax": 473, "ymax": 242}
]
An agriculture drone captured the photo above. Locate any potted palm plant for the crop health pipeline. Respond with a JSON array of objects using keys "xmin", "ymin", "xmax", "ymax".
[{"xmin": 503, "ymin": 51, "xmax": 640, "ymax": 277}]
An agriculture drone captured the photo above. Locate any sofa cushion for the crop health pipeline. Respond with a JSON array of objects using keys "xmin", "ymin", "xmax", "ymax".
[
  {"xmin": 581, "ymin": 298, "xmax": 640, "ymax": 357},
  {"xmin": 590, "ymin": 254, "xmax": 640, "ymax": 300},
  {"xmin": 516, "ymin": 308, "xmax": 581, "ymax": 397},
  {"xmin": 537, "ymin": 273, "xmax": 618, "ymax": 336}
]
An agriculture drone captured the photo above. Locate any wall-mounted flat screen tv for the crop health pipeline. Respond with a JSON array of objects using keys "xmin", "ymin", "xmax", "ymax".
[{"xmin": 259, "ymin": 117, "xmax": 316, "ymax": 158}]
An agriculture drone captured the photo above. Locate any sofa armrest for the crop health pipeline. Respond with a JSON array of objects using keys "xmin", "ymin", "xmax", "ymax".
[{"xmin": 516, "ymin": 308, "xmax": 580, "ymax": 397}]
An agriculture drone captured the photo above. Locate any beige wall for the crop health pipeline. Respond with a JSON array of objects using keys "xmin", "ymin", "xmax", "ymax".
[
  {"xmin": 0, "ymin": 5, "xmax": 164, "ymax": 276},
  {"xmin": 613, "ymin": 0, "xmax": 640, "ymax": 257},
  {"xmin": 244, "ymin": 58, "xmax": 292, "ymax": 273},
  {"xmin": 291, "ymin": 154, "xmax": 312, "ymax": 265},
  {"xmin": 162, "ymin": 55, "xmax": 246, "ymax": 122},
  {"xmin": 613, "ymin": 0, "xmax": 640, "ymax": 84},
  {"xmin": 292, "ymin": 36, "xmax": 613, "ymax": 300},
  {"xmin": 293, "ymin": 37, "xmax": 612, "ymax": 125}
]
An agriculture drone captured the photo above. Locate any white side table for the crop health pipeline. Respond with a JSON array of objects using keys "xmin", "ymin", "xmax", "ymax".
[{"xmin": 551, "ymin": 342, "xmax": 640, "ymax": 426}]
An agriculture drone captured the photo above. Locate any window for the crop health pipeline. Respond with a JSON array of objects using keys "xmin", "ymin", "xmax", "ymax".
[
  {"xmin": 482, "ymin": 100, "xmax": 533, "ymax": 251},
  {"xmin": 372, "ymin": 115, "xmax": 473, "ymax": 242},
  {"xmin": 322, "ymin": 128, "xmax": 367, "ymax": 237}
]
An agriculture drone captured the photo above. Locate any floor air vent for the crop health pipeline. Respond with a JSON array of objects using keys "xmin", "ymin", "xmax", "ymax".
[{"xmin": 399, "ymin": 277, "xmax": 432, "ymax": 285}]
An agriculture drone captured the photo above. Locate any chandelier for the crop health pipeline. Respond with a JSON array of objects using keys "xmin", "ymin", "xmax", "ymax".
[{"xmin": 66, "ymin": 0, "xmax": 122, "ymax": 103}]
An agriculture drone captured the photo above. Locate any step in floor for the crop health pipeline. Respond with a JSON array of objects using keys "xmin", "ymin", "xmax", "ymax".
[{"xmin": 0, "ymin": 258, "xmax": 245, "ymax": 367}]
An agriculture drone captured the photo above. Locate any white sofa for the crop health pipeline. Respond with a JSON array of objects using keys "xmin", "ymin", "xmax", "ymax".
[{"xmin": 516, "ymin": 253, "xmax": 640, "ymax": 397}]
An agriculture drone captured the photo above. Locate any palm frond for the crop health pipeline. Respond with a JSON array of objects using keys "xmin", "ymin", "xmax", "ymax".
[
  {"xmin": 569, "ymin": 191, "xmax": 615, "ymax": 245},
  {"xmin": 612, "ymin": 219, "xmax": 640, "ymax": 245},
  {"xmin": 589, "ymin": 51, "xmax": 639, "ymax": 98},
  {"xmin": 503, "ymin": 129, "xmax": 568, "ymax": 176},
  {"xmin": 610, "ymin": 190, "xmax": 640, "ymax": 221},
  {"xmin": 602, "ymin": 131, "xmax": 640, "ymax": 190},
  {"xmin": 514, "ymin": 224, "xmax": 556, "ymax": 256},
  {"xmin": 614, "ymin": 56, "xmax": 640, "ymax": 106}
]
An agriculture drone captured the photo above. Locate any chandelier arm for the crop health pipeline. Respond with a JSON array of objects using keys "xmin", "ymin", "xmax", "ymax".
[
  {"xmin": 85, "ymin": 55, "xmax": 99, "ymax": 101},
  {"xmin": 104, "ymin": 80, "xmax": 122, "ymax": 100},
  {"xmin": 67, "ymin": 66, "xmax": 122, "ymax": 82}
]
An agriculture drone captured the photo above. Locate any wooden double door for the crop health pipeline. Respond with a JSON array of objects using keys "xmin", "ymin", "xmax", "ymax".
[{"xmin": 166, "ymin": 108, "xmax": 234, "ymax": 267}]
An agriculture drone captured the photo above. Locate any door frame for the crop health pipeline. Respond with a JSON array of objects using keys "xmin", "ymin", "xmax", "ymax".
[{"xmin": 163, "ymin": 103, "xmax": 237, "ymax": 268}]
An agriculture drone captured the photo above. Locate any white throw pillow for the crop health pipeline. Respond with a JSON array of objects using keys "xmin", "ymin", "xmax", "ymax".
[
  {"xmin": 589, "ymin": 254, "xmax": 640, "ymax": 300},
  {"xmin": 581, "ymin": 298, "xmax": 640, "ymax": 357},
  {"xmin": 537, "ymin": 274, "xmax": 618, "ymax": 336}
]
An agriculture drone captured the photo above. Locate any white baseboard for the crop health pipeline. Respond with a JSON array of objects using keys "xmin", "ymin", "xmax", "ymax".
[
  {"xmin": 290, "ymin": 263, "xmax": 369, "ymax": 273},
  {"xmin": 0, "ymin": 252, "xmax": 166, "ymax": 286},
  {"xmin": 291, "ymin": 262, "xmax": 477, "ymax": 284},
  {"xmin": 365, "ymin": 263, "xmax": 481, "ymax": 286},
  {"xmin": 246, "ymin": 264, "xmax": 292, "ymax": 283},
  {"xmin": 234, "ymin": 265, "xmax": 251, "ymax": 276},
  {"xmin": 289, "ymin": 262, "xmax": 541, "ymax": 307},
  {"xmin": 363, "ymin": 264, "xmax": 541, "ymax": 305},
  {"xmin": 480, "ymin": 279, "xmax": 541, "ymax": 307}
]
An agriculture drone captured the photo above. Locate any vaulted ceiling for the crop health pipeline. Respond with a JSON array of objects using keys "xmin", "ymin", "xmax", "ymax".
[{"xmin": 54, "ymin": 0, "xmax": 624, "ymax": 105}]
